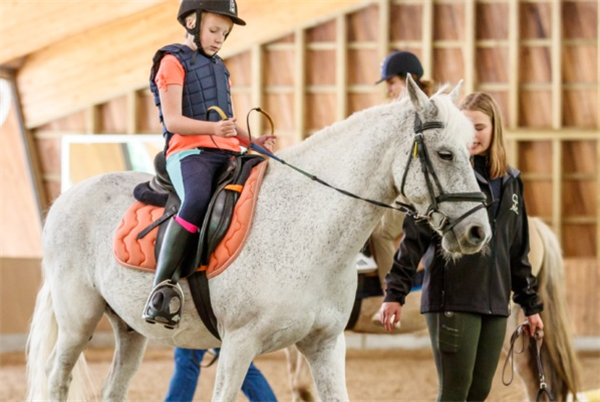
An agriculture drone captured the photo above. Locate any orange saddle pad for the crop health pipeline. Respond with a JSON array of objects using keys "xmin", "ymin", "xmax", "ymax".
[{"xmin": 113, "ymin": 162, "xmax": 267, "ymax": 279}]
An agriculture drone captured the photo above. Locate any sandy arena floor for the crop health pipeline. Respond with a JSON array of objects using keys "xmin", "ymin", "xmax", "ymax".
[{"xmin": 2, "ymin": 343, "xmax": 599, "ymax": 401}]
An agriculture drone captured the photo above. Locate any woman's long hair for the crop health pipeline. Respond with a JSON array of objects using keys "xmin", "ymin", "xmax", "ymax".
[{"xmin": 459, "ymin": 92, "xmax": 508, "ymax": 179}]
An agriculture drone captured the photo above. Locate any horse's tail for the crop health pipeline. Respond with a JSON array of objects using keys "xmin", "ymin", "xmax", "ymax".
[
  {"xmin": 26, "ymin": 271, "xmax": 95, "ymax": 401},
  {"xmin": 532, "ymin": 217, "xmax": 582, "ymax": 401}
]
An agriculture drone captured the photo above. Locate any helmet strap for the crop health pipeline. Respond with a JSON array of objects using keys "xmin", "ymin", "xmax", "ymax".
[{"xmin": 185, "ymin": 10, "xmax": 213, "ymax": 63}]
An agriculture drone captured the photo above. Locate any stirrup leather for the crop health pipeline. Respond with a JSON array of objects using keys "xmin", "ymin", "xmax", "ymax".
[{"xmin": 143, "ymin": 280, "xmax": 184, "ymax": 329}]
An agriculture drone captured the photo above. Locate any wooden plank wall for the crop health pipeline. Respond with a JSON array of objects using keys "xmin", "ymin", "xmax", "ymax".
[{"xmin": 25, "ymin": 0, "xmax": 599, "ymax": 335}]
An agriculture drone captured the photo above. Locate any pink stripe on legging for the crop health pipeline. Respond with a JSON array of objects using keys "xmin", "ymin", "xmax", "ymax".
[{"xmin": 175, "ymin": 216, "xmax": 199, "ymax": 233}]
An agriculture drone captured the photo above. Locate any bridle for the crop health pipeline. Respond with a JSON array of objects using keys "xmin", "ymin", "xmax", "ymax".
[
  {"xmin": 240, "ymin": 107, "xmax": 487, "ymax": 235},
  {"xmin": 397, "ymin": 112, "xmax": 488, "ymax": 234}
]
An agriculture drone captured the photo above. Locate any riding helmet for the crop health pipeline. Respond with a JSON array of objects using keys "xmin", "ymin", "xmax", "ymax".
[
  {"xmin": 376, "ymin": 51, "xmax": 423, "ymax": 84},
  {"xmin": 178, "ymin": 0, "xmax": 246, "ymax": 26}
]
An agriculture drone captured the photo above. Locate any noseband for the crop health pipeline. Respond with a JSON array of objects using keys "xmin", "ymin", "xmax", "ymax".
[{"xmin": 397, "ymin": 112, "xmax": 487, "ymax": 234}]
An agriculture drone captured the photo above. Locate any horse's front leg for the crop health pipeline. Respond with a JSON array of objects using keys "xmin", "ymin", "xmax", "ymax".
[
  {"xmin": 212, "ymin": 334, "xmax": 258, "ymax": 402},
  {"xmin": 297, "ymin": 332, "xmax": 349, "ymax": 401}
]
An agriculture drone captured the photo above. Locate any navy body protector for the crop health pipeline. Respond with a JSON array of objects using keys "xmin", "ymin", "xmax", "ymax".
[{"xmin": 149, "ymin": 44, "xmax": 234, "ymax": 149}]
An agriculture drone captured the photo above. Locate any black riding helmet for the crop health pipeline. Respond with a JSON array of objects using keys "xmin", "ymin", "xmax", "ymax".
[
  {"xmin": 178, "ymin": 0, "xmax": 246, "ymax": 27},
  {"xmin": 178, "ymin": 0, "xmax": 246, "ymax": 57},
  {"xmin": 376, "ymin": 51, "xmax": 424, "ymax": 84}
]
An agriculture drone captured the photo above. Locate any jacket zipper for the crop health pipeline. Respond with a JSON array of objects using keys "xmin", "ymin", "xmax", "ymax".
[{"xmin": 487, "ymin": 179, "xmax": 497, "ymax": 315}]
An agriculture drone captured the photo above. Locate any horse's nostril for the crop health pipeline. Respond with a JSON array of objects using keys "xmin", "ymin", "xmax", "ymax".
[{"xmin": 469, "ymin": 225, "xmax": 485, "ymax": 244}]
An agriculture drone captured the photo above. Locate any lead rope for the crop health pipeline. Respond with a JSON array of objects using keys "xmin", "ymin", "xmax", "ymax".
[{"xmin": 503, "ymin": 321, "xmax": 556, "ymax": 402}]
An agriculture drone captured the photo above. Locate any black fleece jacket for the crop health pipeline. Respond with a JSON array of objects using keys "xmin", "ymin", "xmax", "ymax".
[{"xmin": 384, "ymin": 160, "xmax": 543, "ymax": 317}]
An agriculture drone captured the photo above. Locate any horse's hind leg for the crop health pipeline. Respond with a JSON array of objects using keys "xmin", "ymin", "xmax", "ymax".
[
  {"xmin": 297, "ymin": 332, "xmax": 349, "ymax": 401},
  {"xmin": 285, "ymin": 345, "xmax": 316, "ymax": 402},
  {"xmin": 48, "ymin": 287, "xmax": 105, "ymax": 400},
  {"xmin": 102, "ymin": 309, "xmax": 148, "ymax": 401}
]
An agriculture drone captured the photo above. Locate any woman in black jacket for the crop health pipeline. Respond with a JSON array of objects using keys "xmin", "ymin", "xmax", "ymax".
[{"xmin": 379, "ymin": 92, "xmax": 544, "ymax": 402}]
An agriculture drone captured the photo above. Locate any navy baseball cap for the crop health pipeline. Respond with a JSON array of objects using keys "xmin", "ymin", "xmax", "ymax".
[{"xmin": 376, "ymin": 51, "xmax": 424, "ymax": 84}]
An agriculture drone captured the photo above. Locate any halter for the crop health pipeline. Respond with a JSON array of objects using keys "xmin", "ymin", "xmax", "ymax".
[{"xmin": 397, "ymin": 112, "xmax": 487, "ymax": 234}]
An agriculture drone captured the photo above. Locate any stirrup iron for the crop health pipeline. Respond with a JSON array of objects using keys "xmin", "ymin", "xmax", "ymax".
[{"xmin": 143, "ymin": 280, "xmax": 184, "ymax": 329}]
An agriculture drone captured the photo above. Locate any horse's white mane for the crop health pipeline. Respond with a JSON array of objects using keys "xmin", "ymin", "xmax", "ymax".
[{"xmin": 280, "ymin": 90, "xmax": 474, "ymax": 161}]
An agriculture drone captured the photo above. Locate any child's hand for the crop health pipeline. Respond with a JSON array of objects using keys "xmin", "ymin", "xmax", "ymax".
[
  {"xmin": 253, "ymin": 135, "xmax": 277, "ymax": 152},
  {"xmin": 213, "ymin": 119, "xmax": 238, "ymax": 137}
]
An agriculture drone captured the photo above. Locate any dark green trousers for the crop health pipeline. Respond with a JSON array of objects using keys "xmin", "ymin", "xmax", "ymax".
[{"xmin": 425, "ymin": 312, "xmax": 507, "ymax": 402}]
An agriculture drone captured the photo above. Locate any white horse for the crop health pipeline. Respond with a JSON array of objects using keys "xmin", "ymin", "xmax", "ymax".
[
  {"xmin": 26, "ymin": 77, "xmax": 491, "ymax": 401},
  {"xmin": 285, "ymin": 217, "xmax": 582, "ymax": 402}
]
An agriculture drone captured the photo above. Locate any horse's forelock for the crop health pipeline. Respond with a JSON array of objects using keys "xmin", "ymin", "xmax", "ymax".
[{"xmin": 431, "ymin": 94, "xmax": 474, "ymax": 149}]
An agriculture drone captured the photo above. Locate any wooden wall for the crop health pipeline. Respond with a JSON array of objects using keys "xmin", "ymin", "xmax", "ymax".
[
  {"xmin": 20, "ymin": 0, "xmax": 600, "ymax": 260},
  {"xmin": 2, "ymin": 0, "xmax": 598, "ymax": 341}
]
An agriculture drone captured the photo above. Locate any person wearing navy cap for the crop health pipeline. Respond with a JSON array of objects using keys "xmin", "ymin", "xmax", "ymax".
[
  {"xmin": 369, "ymin": 51, "xmax": 430, "ymax": 323},
  {"xmin": 376, "ymin": 50, "xmax": 432, "ymax": 99}
]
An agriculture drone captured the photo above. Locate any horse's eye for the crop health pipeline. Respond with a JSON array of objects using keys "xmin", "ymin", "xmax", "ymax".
[{"xmin": 437, "ymin": 151, "xmax": 454, "ymax": 161}]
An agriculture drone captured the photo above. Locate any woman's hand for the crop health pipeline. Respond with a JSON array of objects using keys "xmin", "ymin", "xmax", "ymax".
[
  {"xmin": 379, "ymin": 302, "xmax": 402, "ymax": 332},
  {"xmin": 525, "ymin": 313, "xmax": 544, "ymax": 338},
  {"xmin": 213, "ymin": 119, "xmax": 238, "ymax": 137},
  {"xmin": 253, "ymin": 135, "xmax": 277, "ymax": 152}
]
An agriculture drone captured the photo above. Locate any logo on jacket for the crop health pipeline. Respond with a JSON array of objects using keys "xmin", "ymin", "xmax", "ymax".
[{"xmin": 511, "ymin": 194, "xmax": 519, "ymax": 215}]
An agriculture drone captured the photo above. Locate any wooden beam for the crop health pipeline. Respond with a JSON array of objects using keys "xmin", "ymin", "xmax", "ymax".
[
  {"xmin": 294, "ymin": 29, "xmax": 306, "ymax": 143},
  {"xmin": 86, "ymin": 105, "xmax": 100, "ymax": 135},
  {"xmin": 251, "ymin": 44, "xmax": 263, "ymax": 137},
  {"xmin": 6, "ymin": 74, "xmax": 49, "ymax": 222},
  {"xmin": 464, "ymin": 0, "xmax": 476, "ymax": 93},
  {"xmin": 508, "ymin": 0, "xmax": 520, "ymax": 129},
  {"xmin": 16, "ymin": 0, "xmax": 369, "ymax": 129},
  {"xmin": 127, "ymin": 91, "xmax": 138, "ymax": 135},
  {"xmin": 378, "ymin": 0, "xmax": 391, "ymax": 99},
  {"xmin": 597, "ymin": 138, "xmax": 600, "ymax": 259},
  {"xmin": 505, "ymin": 129, "xmax": 599, "ymax": 141},
  {"xmin": 551, "ymin": 0, "xmax": 562, "ymax": 129},
  {"xmin": 421, "ymin": 0, "xmax": 434, "ymax": 81},
  {"xmin": 552, "ymin": 139, "xmax": 562, "ymax": 242},
  {"xmin": 508, "ymin": 140, "xmax": 519, "ymax": 168},
  {"xmin": 0, "ymin": 1, "xmax": 169, "ymax": 66},
  {"xmin": 336, "ymin": 15, "xmax": 348, "ymax": 120}
]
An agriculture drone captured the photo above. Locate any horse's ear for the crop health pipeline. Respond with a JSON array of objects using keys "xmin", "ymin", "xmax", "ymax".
[
  {"xmin": 406, "ymin": 74, "xmax": 429, "ymax": 114},
  {"xmin": 449, "ymin": 80, "xmax": 463, "ymax": 105}
]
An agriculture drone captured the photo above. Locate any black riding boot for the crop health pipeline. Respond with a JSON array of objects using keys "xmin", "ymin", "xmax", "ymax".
[{"xmin": 142, "ymin": 219, "xmax": 197, "ymax": 329}]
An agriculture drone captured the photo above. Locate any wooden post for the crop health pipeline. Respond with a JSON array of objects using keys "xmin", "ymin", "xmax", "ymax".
[
  {"xmin": 3, "ymin": 70, "xmax": 50, "ymax": 219},
  {"xmin": 422, "ymin": 0, "xmax": 434, "ymax": 81},
  {"xmin": 508, "ymin": 0, "xmax": 520, "ymax": 130},
  {"xmin": 551, "ymin": 0, "xmax": 563, "ymax": 243},
  {"xmin": 294, "ymin": 29, "xmax": 306, "ymax": 144},
  {"xmin": 464, "ymin": 0, "xmax": 476, "ymax": 93},
  {"xmin": 551, "ymin": 0, "xmax": 562, "ymax": 130},
  {"xmin": 597, "ymin": 0, "xmax": 600, "ymax": 258},
  {"xmin": 378, "ymin": 0, "xmax": 391, "ymax": 99},
  {"xmin": 86, "ymin": 105, "xmax": 100, "ymax": 135},
  {"xmin": 126, "ymin": 91, "xmax": 138, "ymax": 135},
  {"xmin": 251, "ymin": 43, "xmax": 263, "ymax": 137},
  {"xmin": 552, "ymin": 139, "xmax": 562, "ymax": 243},
  {"xmin": 336, "ymin": 15, "xmax": 348, "ymax": 120}
]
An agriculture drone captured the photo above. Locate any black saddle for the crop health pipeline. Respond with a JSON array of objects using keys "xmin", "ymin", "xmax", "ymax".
[{"xmin": 133, "ymin": 150, "xmax": 265, "ymax": 339}]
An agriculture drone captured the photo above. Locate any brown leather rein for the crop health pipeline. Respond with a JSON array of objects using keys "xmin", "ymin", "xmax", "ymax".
[{"xmin": 503, "ymin": 321, "xmax": 556, "ymax": 402}]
